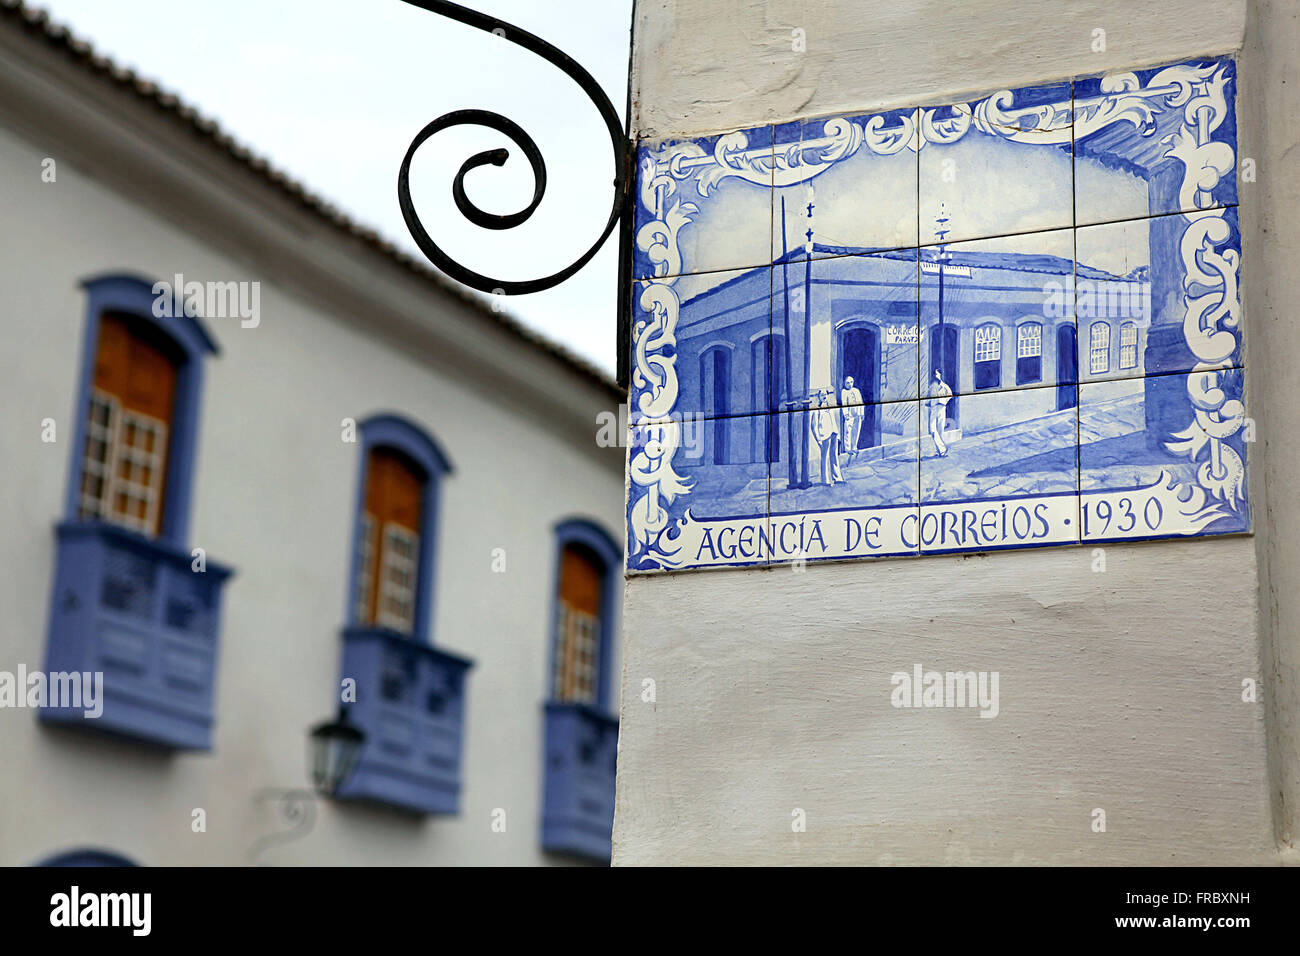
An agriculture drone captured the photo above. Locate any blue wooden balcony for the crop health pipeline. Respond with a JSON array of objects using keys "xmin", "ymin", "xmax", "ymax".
[
  {"xmin": 542, "ymin": 702, "xmax": 619, "ymax": 862},
  {"xmin": 40, "ymin": 521, "xmax": 233, "ymax": 750},
  {"xmin": 334, "ymin": 627, "xmax": 474, "ymax": 815}
]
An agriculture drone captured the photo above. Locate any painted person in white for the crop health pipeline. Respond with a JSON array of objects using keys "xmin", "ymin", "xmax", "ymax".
[
  {"xmin": 928, "ymin": 369, "xmax": 952, "ymax": 457},
  {"xmin": 812, "ymin": 389, "xmax": 845, "ymax": 484},
  {"xmin": 839, "ymin": 376, "xmax": 864, "ymax": 463}
]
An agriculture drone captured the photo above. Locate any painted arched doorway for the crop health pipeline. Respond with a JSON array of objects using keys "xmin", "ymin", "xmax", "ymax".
[
  {"xmin": 928, "ymin": 322, "xmax": 960, "ymax": 427},
  {"xmin": 835, "ymin": 322, "xmax": 880, "ymax": 449},
  {"xmin": 1057, "ymin": 324, "xmax": 1078, "ymax": 409}
]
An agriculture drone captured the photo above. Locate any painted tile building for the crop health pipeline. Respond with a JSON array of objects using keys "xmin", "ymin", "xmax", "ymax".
[
  {"xmin": 614, "ymin": 0, "xmax": 1295, "ymax": 867},
  {"xmin": 0, "ymin": 4, "xmax": 622, "ymax": 867},
  {"xmin": 673, "ymin": 237, "xmax": 1149, "ymax": 472}
]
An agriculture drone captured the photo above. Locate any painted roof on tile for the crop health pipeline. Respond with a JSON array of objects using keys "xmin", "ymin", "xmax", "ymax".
[{"xmin": 767, "ymin": 244, "xmax": 1133, "ymax": 280}]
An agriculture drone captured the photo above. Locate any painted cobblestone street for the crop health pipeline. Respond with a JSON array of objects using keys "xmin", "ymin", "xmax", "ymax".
[
  {"xmin": 770, "ymin": 441, "xmax": 916, "ymax": 512},
  {"xmin": 670, "ymin": 386, "xmax": 1226, "ymax": 523},
  {"xmin": 1078, "ymin": 389, "xmax": 1196, "ymax": 491},
  {"xmin": 923, "ymin": 404, "xmax": 1077, "ymax": 502}
]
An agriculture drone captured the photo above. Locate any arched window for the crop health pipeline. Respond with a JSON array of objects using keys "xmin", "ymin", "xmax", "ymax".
[
  {"xmin": 1119, "ymin": 322, "xmax": 1139, "ymax": 370},
  {"xmin": 348, "ymin": 415, "xmax": 452, "ymax": 640},
  {"xmin": 79, "ymin": 315, "xmax": 179, "ymax": 536},
  {"xmin": 550, "ymin": 520, "xmax": 620, "ymax": 710},
  {"xmin": 35, "ymin": 848, "xmax": 139, "ymax": 867},
  {"xmin": 334, "ymin": 416, "xmax": 469, "ymax": 817},
  {"xmin": 44, "ymin": 275, "xmax": 231, "ymax": 751},
  {"xmin": 543, "ymin": 520, "xmax": 621, "ymax": 860},
  {"xmin": 67, "ymin": 275, "xmax": 217, "ymax": 545},
  {"xmin": 1016, "ymin": 322, "xmax": 1042, "ymax": 385},
  {"xmin": 554, "ymin": 544, "xmax": 602, "ymax": 704},
  {"xmin": 1090, "ymin": 321, "xmax": 1111, "ymax": 374},
  {"xmin": 974, "ymin": 323, "xmax": 1002, "ymax": 390}
]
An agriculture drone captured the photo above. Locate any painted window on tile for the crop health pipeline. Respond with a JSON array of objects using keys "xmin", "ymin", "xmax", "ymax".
[
  {"xmin": 1090, "ymin": 322, "xmax": 1111, "ymax": 375},
  {"xmin": 753, "ymin": 334, "xmax": 788, "ymax": 412},
  {"xmin": 700, "ymin": 346, "xmax": 730, "ymax": 419},
  {"xmin": 701, "ymin": 346, "xmax": 732, "ymax": 464},
  {"xmin": 78, "ymin": 314, "xmax": 179, "ymax": 537},
  {"xmin": 1119, "ymin": 322, "xmax": 1138, "ymax": 370},
  {"xmin": 752, "ymin": 334, "xmax": 787, "ymax": 461},
  {"xmin": 356, "ymin": 447, "xmax": 424, "ymax": 635},
  {"xmin": 974, "ymin": 323, "xmax": 1002, "ymax": 390},
  {"xmin": 1016, "ymin": 322, "xmax": 1043, "ymax": 385}
]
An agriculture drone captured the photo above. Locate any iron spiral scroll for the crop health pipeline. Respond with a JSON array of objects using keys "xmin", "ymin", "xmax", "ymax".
[{"xmin": 396, "ymin": 0, "xmax": 630, "ymax": 296}]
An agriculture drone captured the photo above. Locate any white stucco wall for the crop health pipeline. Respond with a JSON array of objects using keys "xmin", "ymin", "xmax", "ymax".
[
  {"xmin": 615, "ymin": 0, "xmax": 1300, "ymax": 865},
  {"xmin": 0, "ymin": 90, "xmax": 624, "ymax": 863}
]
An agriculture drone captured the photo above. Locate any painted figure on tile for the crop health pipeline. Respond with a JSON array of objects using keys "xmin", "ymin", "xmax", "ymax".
[
  {"xmin": 812, "ymin": 389, "xmax": 844, "ymax": 485},
  {"xmin": 840, "ymin": 376, "xmax": 864, "ymax": 463},
  {"xmin": 927, "ymin": 370, "xmax": 952, "ymax": 457}
]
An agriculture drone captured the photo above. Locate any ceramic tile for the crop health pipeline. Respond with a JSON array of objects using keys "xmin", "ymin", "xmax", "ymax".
[
  {"xmin": 919, "ymin": 228, "xmax": 1075, "ymax": 398},
  {"xmin": 1076, "ymin": 208, "xmax": 1243, "ymax": 382},
  {"xmin": 774, "ymin": 248, "xmax": 920, "ymax": 405},
  {"xmin": 625, "ymin": 55, "xmax": 1251, "ymax": 574},
  {"xmin": 1074, "ymin": 57, "xmax": 1237, "ymax": 227},
  {"xmin": 770, "ymin": 108, "xmax": 919, "ymax": 262},
  {"xmin": 629, "ymin": 266, "xmax": 773, "ymax": 425},
  {"xmin": 633, "ymin": 125, "xmax": 773, "ymax": 279},
  {"xmin": 766, "ymin": 400, "xmax": 920, "ymax": 562},
  {"xmin": 1078, "ymin": 369, "xmax": 1250, "ymax": 540},
  {"xmin": 919, "ymin": 80, "xmax": 1073, "ymax": 244},
  {"xmin": 919, "ymin": 383, "xmax": 1080, "ymax": 553},
  {"xmin": 626, "ymin": 413, "xmax": 770, "ymax": 572}
]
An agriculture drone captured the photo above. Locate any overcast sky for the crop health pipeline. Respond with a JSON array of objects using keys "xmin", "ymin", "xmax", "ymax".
[{"xmin": 38, "ymin": 0, "xmax": 633, "ymax": 375}]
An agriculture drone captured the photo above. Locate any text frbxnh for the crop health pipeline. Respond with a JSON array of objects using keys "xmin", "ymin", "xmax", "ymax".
[{"xmin": 50, "ymin": 886, "xmax": 151, "ymax": 937}]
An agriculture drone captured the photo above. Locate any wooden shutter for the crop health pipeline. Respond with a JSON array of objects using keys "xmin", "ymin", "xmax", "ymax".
[
  {"xmin": 555, "ymin": 544, "xmax": 604, "ymax": 703},
  {"xmin": 81, "ymin": 314, "xmax": 179, "ymax": 536},
  {"xmin": 559, "ymin": 545, "xmax": 602, "ymax": 617},
  {"xmin": 95, "ymin": 314, "xmax": 178, "ymax": 422},
  {"xmin": 359, "ymin": 447, "xmax": 424, "ymax": 631}
]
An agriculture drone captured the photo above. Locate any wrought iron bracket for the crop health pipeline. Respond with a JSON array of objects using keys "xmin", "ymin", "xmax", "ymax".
[
  {"xmin": 247, "ymin": 787, "xmax": 318, "ymax": 865},
  {"xmin": 395, "ymin": 0, "xmax": 632, "ymax": 302}
]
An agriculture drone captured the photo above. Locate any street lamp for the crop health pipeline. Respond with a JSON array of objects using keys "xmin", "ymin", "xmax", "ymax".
[
  {"xmin": 245, "ymin": 711, "xmax": 365, "ymax": 863},
  {"xmin": 308, "ymin": 709, "xmax": 364, "ymax": 797}
]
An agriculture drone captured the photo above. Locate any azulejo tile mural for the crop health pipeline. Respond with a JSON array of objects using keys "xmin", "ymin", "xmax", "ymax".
[{"xmin": 627, "ymin": 56, "xmax": 1247, "ymax": 572}]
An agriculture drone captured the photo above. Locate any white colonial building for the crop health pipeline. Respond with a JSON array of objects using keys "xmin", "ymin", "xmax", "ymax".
[
  {"xmin": 616, "ymin": 0, "xmax": 1300, "ymax": 867},
  {"xmin": 0, "ymin": 2, "xmax": 623, "ymax": 866}
]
